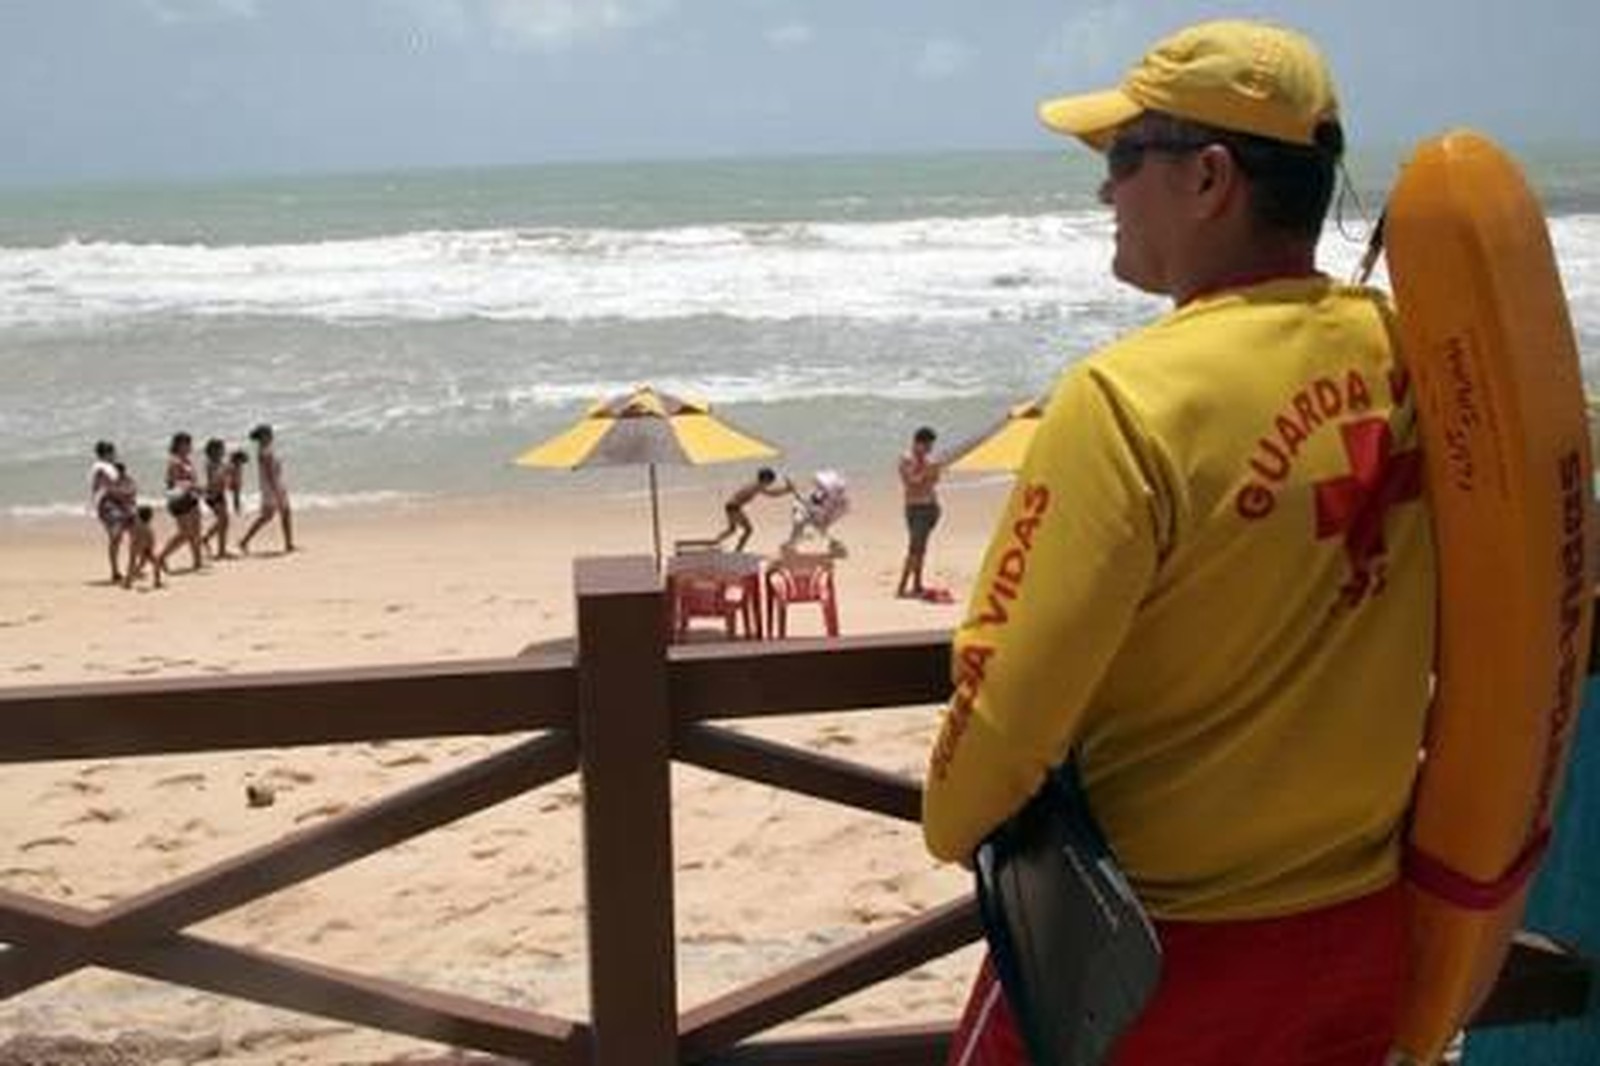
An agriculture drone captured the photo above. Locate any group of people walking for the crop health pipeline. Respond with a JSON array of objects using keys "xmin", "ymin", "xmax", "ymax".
[{"xmin": 88, "ymin": 424, "xmax": 294, "ymax": 589}]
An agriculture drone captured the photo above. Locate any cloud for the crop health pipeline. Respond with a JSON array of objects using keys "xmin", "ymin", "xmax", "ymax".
[
  {"xmin": 1039, "ymin": 2, "xmax": 1140, "ymax": 81},
  {"xmin": 765, "ymin": 22, "xmax": 813, "ymax": 50},
  {"xmin": 141, "ymin": 0, "xmax": 258, "ymax": 22},
  {"xmin": 480, "ymin": 0, "xmax": 676, "ymax": 51},
  {"xmin": 914, "ymin": 37, "xmax": 973, "ymax": 82}
]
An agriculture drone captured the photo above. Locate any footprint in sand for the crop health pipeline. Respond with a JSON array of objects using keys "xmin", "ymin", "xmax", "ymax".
[
  {"xmin": 264, "ymin": 767, "xmax": 316, "ymax": 785},
  {"xmin": 79, "ymin": 763, "xmax": 119, "ymax": 778},
  {"xmin": 155, "ymin": 771, "xmax": 208, "ymax": 790},
  {"xmin": 137, "ymin": 834, "xmax": 188, "ymax": 853},
  {"xmin": 308, "ymin": 918, "xmax": 356, "ymax": 944},
  {"xmin": 66, "ymin": 806, "xmax": 126, "ymax": 826},
  {"xmin": 294, "ymin": 801, "xmax": 348, "ymax": 824},
  {"xmin": 536, "ymin": 789, "xmax": 580, "ymax": 813},
  {"xmin": 813, "ymin": 725, "xmax": 858, "ymax": 750},
  {"xmin": 12, "ymin": 663, "xmax": 43, "ymax": 674},
  {"xmin": 383, "ymin": 603, "xmax": 409, "ymax": 614},
  {"xmin": 19, "ymin": 835, "xmax": 75, "ymax": 852},
  {"xmin": 470, "ymin": 845, "xmax": 504, "ymax": 861},
  {"xmin": 376, "ymin": 751, "xmax": 431, "ymax": 769}
]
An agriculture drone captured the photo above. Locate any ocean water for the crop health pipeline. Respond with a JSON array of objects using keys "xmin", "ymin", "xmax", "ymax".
[{"xmin": 4, "ymin": 147, "xmax": 1600, "ymax": 519}]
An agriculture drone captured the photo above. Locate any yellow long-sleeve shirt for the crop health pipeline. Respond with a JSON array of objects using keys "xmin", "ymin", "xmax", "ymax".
[{"xmin": 924, "ymin": 276, "xmax": 1436, "ymax": 921}]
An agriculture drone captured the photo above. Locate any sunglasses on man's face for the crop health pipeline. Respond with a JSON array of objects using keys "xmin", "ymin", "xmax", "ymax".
[{"xmin": 1104, "ymin": 136, "xmax": 1212, "ymax": 182}]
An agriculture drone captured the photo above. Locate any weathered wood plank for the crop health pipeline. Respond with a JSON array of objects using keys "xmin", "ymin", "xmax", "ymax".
[
  {"xmin": 678, "ymin": 897, "xmax": 981, "ymax": 1060},
  {"xmin": 669, "ymin": 633, "xmax": 950, "ymax": 722},
  {"xmin": 674, "ymin": 724, "xmax": 922, "ymax": 823},
  {"xmin": 0, "ymin": 654, "xmax": 577, "ymax": 762}
]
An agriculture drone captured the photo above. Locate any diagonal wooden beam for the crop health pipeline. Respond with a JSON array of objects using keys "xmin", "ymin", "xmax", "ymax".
[
  {"xmin": 678, "ymin": 896, "xmax": 981, "ymax": 1060},
  {"xmin": 0, "ymin": 888, "xmax": 94, "ymax": 943},
  {"xmin": 0, "ymin": 893, "xmax": 586, "ymax": 1064},
  {"xmin": 674, "ymin": 724, "xmax": 922, "ymax": 823},
  {"xmin": 692, "ymin": 1024, "xmax": 954, "ymax": 1065},
  {"xmin": 119, "ymin": 931, "xmax": 590, "ymax": 1064},
  {"xmin": 0, "ymin": 732, "xmax": 576, "ymax": 999}
]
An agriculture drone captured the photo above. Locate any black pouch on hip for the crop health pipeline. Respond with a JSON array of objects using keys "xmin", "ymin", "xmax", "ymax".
[{"xmin": 974, "ymin": 761, "xmax": 1163, "ymax": 1066}]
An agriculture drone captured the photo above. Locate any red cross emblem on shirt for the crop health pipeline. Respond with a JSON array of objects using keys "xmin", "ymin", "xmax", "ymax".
[{"xmin": 1313, "ymin": 418, "xmax": 1423, "ymax": 606}]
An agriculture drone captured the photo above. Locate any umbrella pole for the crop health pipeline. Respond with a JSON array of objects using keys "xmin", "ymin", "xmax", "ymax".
[{"xmin": 649, "ymin": 463, "xmax": 663, "ymax": 571}]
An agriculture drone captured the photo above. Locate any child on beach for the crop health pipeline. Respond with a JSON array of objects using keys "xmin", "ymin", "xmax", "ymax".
[
  {"xmin": 123, "ymin": 506, "xmax": 162, "ymax": 590},
  {"xmin": 239, "ymin": 423, "xmax": 295, "ymax": 554},
  {"xmin": 226, "ymin": 449, "xmax": 249, "ymax": 515},
  {"xmin": 200, "ymin": 438, "xmax": 234, "ymax": 559},
  {"xmin": 715, "ymin": 467, "xmax": 791, "ymax": 552}
]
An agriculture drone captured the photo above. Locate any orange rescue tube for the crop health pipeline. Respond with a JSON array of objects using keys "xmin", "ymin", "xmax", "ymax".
[{"xmin": 1385, "ymin": 131, "xmax": 1593, "ymax": 1063}]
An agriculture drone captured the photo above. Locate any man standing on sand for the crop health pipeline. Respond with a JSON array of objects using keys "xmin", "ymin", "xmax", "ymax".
[
  {"xmin": 239, "ymin": 423, "xmax": 295, "ymax": 555},
  {"xmin": 924, "ymin": 20, "xmax": 1434, "ymax": 1065},
  {"xmin": 897, "ymin": 426, "xmax": 946, "ymax": 600}
]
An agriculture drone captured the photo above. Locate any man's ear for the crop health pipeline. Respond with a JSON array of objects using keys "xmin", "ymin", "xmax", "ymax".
[{"xmin": 1192, "ymin": 144, "xmax": 1240, "ymax": 219}]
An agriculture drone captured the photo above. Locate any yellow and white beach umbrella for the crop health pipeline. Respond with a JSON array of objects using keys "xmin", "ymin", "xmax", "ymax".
[
  {"xmin": 948, "ymin": 396, "xmax": 1047, "ymax": 473},
  {"xmin": 515, "ymin": 385, "xmax": 779, "ymax": 567}
]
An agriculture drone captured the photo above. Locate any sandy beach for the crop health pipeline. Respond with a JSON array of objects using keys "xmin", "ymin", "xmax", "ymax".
[{"xmin": 0, "ymin": 474, "xmax": 1010, "ymax": 1063}]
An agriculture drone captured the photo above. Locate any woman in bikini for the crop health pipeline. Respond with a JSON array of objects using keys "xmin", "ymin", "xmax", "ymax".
[
  {"xmin": 157, "ymin": 432, "xmax": 206, "ymax": 574},
  {"xmin": 89, "ymin": 440, "xmax": 132, "ymax": 583}
]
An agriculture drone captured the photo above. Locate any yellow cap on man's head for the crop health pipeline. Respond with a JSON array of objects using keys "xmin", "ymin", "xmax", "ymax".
[{"xmin": 1038, "ymin": 20, "xmax": 1339, "ymax": 150}]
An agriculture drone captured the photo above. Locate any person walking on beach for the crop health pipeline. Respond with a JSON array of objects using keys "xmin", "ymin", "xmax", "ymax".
[
  {"xmin": 715, "ymin": 467, "xmax": 791, "ymax": 552},
  {"xmin": 225, "ymin": 449, "xmax": 249, "ymax": 515},
  {"xmin": 896, "ymin": 426, "xmax": 945, "ymax": 599},
  {"xmin": 157, "ymin": 432, "xmax": 206, "ymax": 574},
  {"xmin": 123, "ymin": 505, "xmax": 163, "ymax": 590},
  {"xmin": 925, "ymin": 20, "xmax": 1434, "ymax": 1066},
  {"xmin": 200, "ymin": 438, "xmax": 235, "ymax": 559},
  {"xmin": 239, "ymin": 423, "xmax": 295, "ymax": 554},
  {"xmin": 89, "ymin": 440, "xmax": 132, "ymax": 583}
]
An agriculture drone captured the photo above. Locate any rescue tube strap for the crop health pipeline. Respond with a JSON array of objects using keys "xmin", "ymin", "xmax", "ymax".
[{"xmin": 1403, "ymin": 827, "xmax": 1552, "ymax": 911}]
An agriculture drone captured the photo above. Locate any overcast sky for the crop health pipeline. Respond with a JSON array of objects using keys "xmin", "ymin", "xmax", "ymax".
[{"xmin": 3, "ymin": 0, "xmax": 1597, "ymax": 186}]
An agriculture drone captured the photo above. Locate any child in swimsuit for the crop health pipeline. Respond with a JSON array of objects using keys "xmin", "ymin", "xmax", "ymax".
[
  {"xmin": 124, "ymin": 506, "xmax": 162, "ymax": 590},
  {"xmin": 200, "ymin": 438, "xmax": 234, "ymax": 558},
  {"xmin": 226, "ymin": 450, "xmax": 249, "ymax": 514},
  {"xmin": 715, "ymin": 467, "xmax": 791, "ymax": 552}
]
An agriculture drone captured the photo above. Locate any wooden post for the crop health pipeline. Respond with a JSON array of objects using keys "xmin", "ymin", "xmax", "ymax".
[
  {"xmin": 1464, "ymin": 676, "xmax": 1600, "ymax": 1062},
  {"xmin": 574, "ymin": 556, "xmax": 678, "ymax": 1065}
]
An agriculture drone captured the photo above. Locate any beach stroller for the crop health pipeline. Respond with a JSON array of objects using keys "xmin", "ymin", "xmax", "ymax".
[{"xmin": 785, "ymin": 470, "xmax": 850, "ymax": 556}]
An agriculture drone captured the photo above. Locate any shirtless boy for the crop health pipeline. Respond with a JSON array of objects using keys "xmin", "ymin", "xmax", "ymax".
[{"xmin": 715, "ymin": 467, "xmax": 791, "ymax": 552}]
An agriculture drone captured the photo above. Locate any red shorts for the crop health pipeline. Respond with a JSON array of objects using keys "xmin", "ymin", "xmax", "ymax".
[{"xmin": 947, "ymin": 883, "xmax": 1405, "ymax": 1066}]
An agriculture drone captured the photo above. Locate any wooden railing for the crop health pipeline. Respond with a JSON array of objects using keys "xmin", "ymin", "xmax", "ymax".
[{"xmin": 0, "ymin": 555, "xmax": 1589, "ymax": 1064}]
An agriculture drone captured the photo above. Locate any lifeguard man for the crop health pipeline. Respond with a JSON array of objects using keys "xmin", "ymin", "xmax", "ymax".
[{"xmin": 925, "ymin": 20, "xmax": 1435, "ymax": 1065}]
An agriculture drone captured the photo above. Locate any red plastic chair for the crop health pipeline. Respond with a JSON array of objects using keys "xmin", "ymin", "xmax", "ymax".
[
  {"xmin": 765, "ymin": 554, "xmax": 839, "ymax": 638},
  {"xmin": 671, "ymin": 573, "xmax": 744, "ymax": 640}
]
